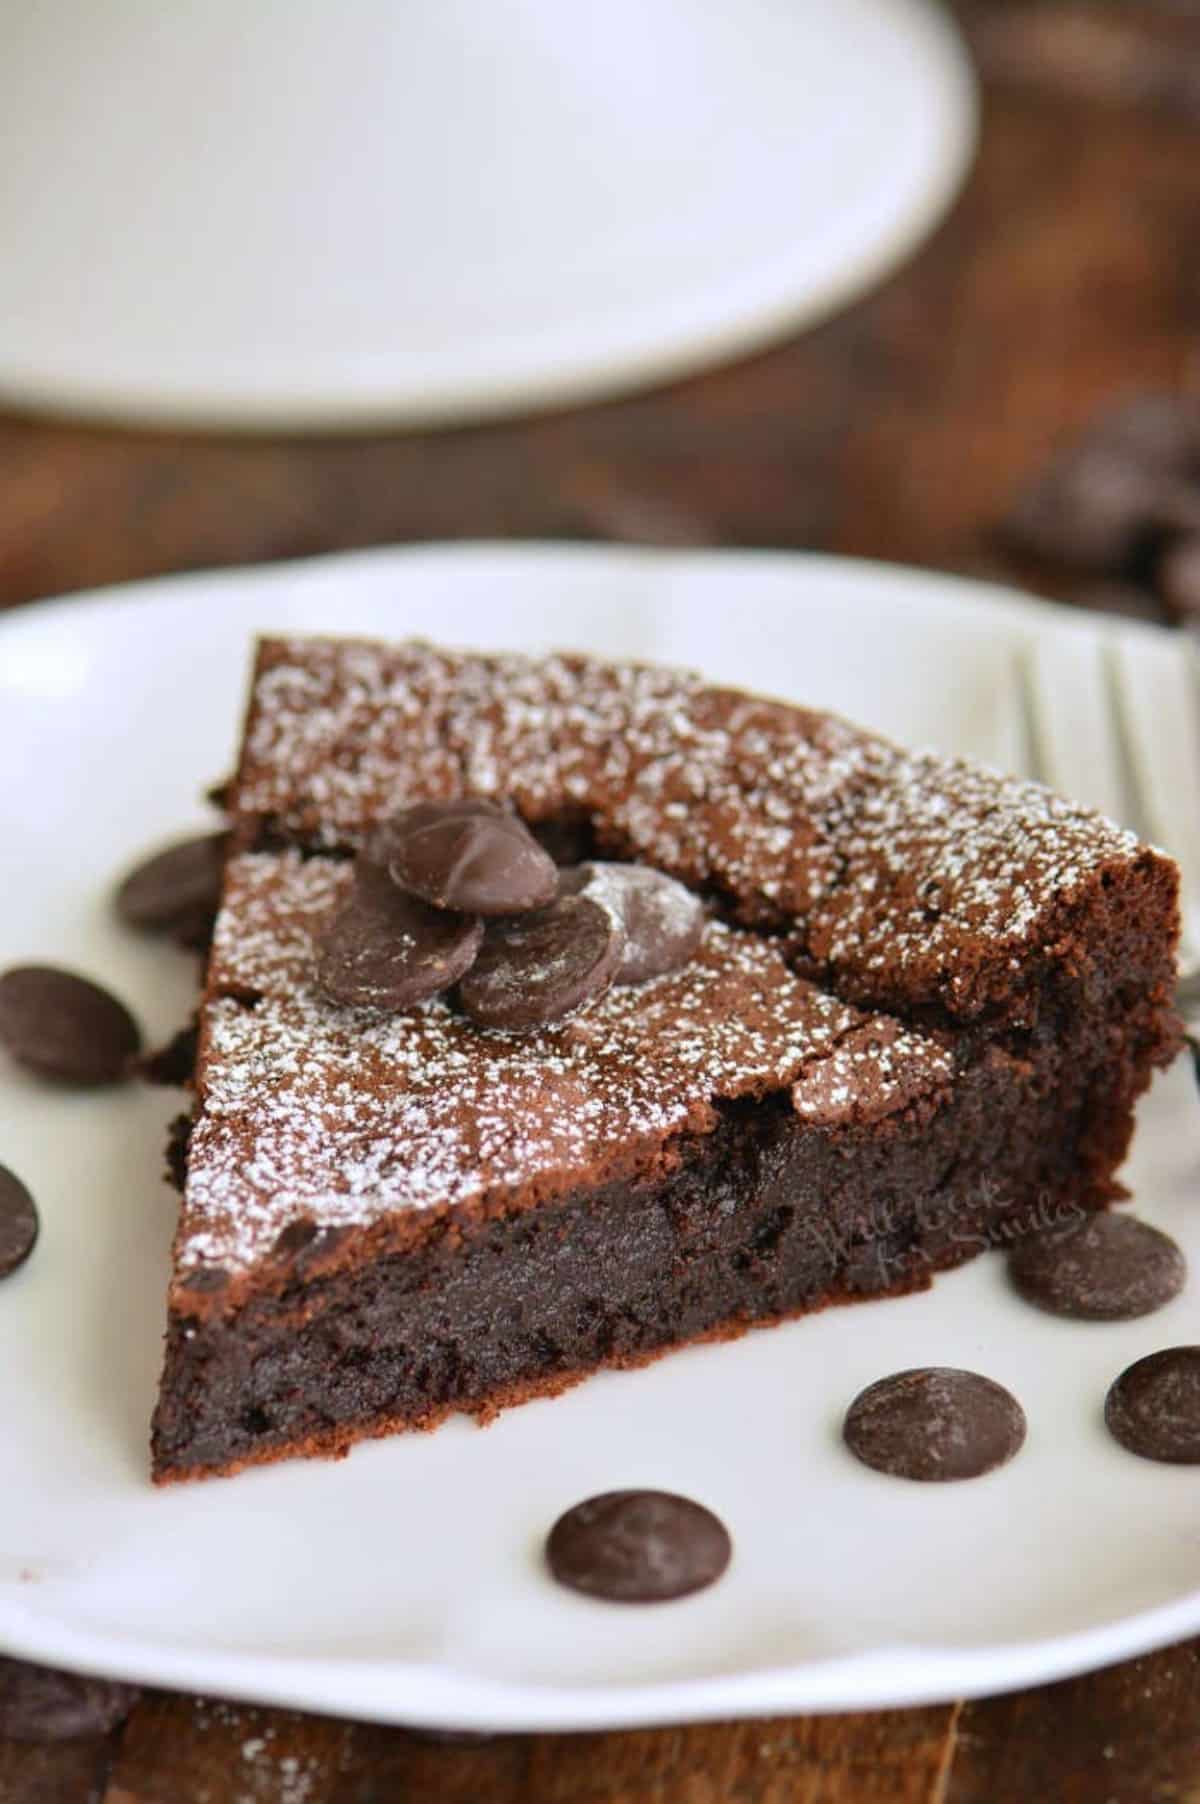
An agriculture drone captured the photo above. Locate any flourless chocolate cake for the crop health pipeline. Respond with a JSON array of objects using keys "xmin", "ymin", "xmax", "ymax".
[{"xmin": 151, "ymin": 638, "xmax": 1181, "ymax": 1482}]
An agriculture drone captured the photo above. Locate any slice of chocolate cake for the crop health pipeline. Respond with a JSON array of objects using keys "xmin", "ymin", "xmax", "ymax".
[{"xmin": 150, "ymin": 638, "xmax": 1181, "ymax": 1483}]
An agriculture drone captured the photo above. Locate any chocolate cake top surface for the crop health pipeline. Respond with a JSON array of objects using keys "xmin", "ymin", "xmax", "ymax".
[
  {"xmin": 177, "ymin": 851, "xmax": 956, "ymax": 1282},
  {"xmin": 227, "ymin": 637, "xmax": 1157, "ymax": 1022}
]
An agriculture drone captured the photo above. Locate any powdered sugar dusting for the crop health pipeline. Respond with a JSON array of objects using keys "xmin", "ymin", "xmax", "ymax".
[
  {"xmin": 182, "ymin": 852, "xmax": 955, "ymax": 1274},
  {"xmin": 232, "ymin": 638, "xmax": 1144, "ymax": 1020}
]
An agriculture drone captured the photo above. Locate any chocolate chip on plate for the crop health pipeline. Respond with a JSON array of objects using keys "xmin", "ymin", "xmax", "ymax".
[
  {"xmin": 0, "ymin": 966, "xmax": 142, "ymax": 1086},
  {"xmin": 546, "ymin": 1490, "xmax": 732, "ymax": 1603},
  {"xmin": 115, "ymin": 831, "xmax": 227, "ymax": 944},
  {"xmin": 0, "ymin": 1654, "xmax": 139, "ymax": 1742},
  {"xmin": 1105, "ymin": 1346, "xmax": 1200, "ymax": 1463},
  {"xmin": 317, "ymin": 860, "xmax": 483, "ymax": 1011},
  {"xmin": 458, "ymin": 893, "xmax": 624, "ymax": 1029},
  {"xmin": 1009, "ymin": 1213, "xmax": 1186, "ymax": 1321},
  {"xmin": 558, "ymin": 863, "xmax": 705, "ymax": 984},
  {"xmin": 0, "ymin": 1165, "xmax": 38, "ymax": 1279},
  {"xmin": 382, "ymin": 799, "xmax": 558, "ymax": 917},
  {"xmin": 843, "ymin": 1367, "xmax": 1027, "ymax": 1482}
]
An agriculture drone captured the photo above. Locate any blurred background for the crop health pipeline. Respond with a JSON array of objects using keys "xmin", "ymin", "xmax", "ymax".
[{"xmin": 0, "ymin": 0, "xmax": 1194, "ymax": 631}]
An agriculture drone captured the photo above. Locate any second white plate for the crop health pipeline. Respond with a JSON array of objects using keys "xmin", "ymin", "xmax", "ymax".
[{"xmin": 0, "ymin": 0, "xmax": 974, "ymax": 428}]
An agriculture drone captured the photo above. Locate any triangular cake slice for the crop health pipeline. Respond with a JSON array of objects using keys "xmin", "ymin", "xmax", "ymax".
[{"xmin": 151, "ymin": 639, "xmax": 1180, "ymax": 1482}]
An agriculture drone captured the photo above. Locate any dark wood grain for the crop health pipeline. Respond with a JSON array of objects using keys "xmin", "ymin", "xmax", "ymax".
[
  {"xmin": 55, "ymin": 1694, "xmax": 957, "ymax": 1804},
  {"xmin": 3, "ymin": 3, "xmax": 1200, "ymax": 1799},
  {"xmin": 0, "ymin": 1732, "xmax": 117, "ymax": 1804},
  {"xmin": 948, "ymin": 1646, "xmax": 1200, "ymax": 1802}
]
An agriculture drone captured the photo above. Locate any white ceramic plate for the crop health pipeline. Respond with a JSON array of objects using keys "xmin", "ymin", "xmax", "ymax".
[
  {"xmin": 0, "ymin": 0, "xmax": 974, "ymax": 430},
  {"xmin": 2, "ymin": 545, "xmax": 1198, "ymax": 1731}
]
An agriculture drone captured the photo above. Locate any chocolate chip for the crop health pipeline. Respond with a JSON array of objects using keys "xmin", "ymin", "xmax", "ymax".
[
  {"xmin": 1105, "ymin": 1346, "xmax": 1200, "ymax": 1463},
  {"xmin": 0, "ymin": 1655, "xmax": 139, "ymax": 1742},
  {"xmin": 1094, "ymin": 392, "xmax": 1200, "ymax": 475},
  {"xmin": 0, "ymin": 1165, "xmax": 38, "ymax": 1278},
  {"xmin": 115, "ymin": 832, "xmax": 227, "ymax": 945},
  {"xmin": 558, "ymin": 863, "xmax": 705, "ymax": 984},
  {"xmin": 843, "ymin": 1367, "xmax": 1027, "ymax": 1481},
  {"xmin": 1009, "ymin": 1212, "xmax": 1185, "ymax": 1320},
  {"xmin": 0, "ymin": 966, "xmax": 142, "ymax": 1086},
  {"xmin": 1004, "ymin": 442, "xmax": 1190, "ymax": 572},
  {"xmin": 382, "ymin": 799, "xmax": 558, "ymax": 916},
  {"xmin": 1159, "ymin": 535, "xmax": 1200, "ymax": 623},
  {"xmin": 545, "ymin": 1490, "xmax": 732, "ymax": 1602},
  {"xmin": 317, "ymin": 860, "xmax": 484, "ymax": 1011},
  {"xmin": 1004, "ymin": 387, "xmax": 1200, "ymax": 580},
  {"xmin": 458, "ymin": 894, "xmax": 624, "ymax": 1029}
]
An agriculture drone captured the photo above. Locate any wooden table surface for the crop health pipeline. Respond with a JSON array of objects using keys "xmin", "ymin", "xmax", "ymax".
[{"xmin": 3, "ymin": 5, "xmax": 1199, "ymax": 1798}]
